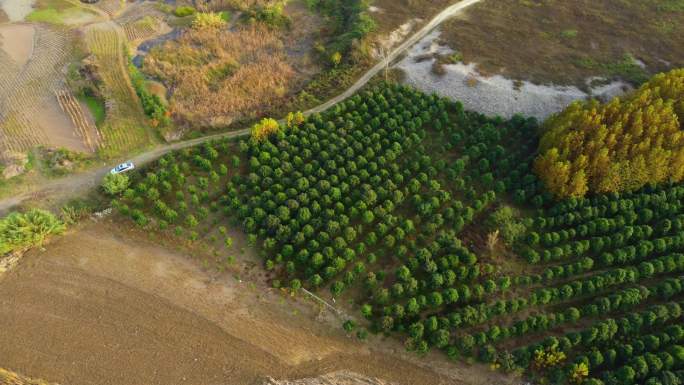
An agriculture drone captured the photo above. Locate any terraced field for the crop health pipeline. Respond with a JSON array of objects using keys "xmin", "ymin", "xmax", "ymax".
[
  {"xmin": 55, "ymin": 88, "xmax": 100, "ymax": 152},
  {"xmin": 0, "ymin": 25, "xmax": 86, "ymax": 160},
  {"xmin": 122, "ymin": 16, "xmax": 160, "ymax": 42},
  {"xmin": 96, "ymin": 0, "xmax": 123, "ymax": 17},
  {"xmin": 84, "ymin": 22, "xmax": 153, "ymax": 155}
]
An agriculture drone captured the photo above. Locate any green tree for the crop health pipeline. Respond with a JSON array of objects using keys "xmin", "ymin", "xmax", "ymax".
[{"xmin": 102, "ymin": 173, "xmax": 130, "ymax": 196}]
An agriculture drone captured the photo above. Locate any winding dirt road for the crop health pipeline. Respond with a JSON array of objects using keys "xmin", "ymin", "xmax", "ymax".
[{"xmin": 0, "ymin": 0, "xmax": 484, "ymax": 215}]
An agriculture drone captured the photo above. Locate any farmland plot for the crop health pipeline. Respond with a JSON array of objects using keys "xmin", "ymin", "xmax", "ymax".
[
  {"xmin": 0, "ymin": 25, "xmax": 94, "ymax": 160},
  {"xmin": 55, "ymin": 89, "xmax": 100, "ymax": 152},
  {"xmin": 95, "ymin": 0, "xmax": 123, "ymax": 17},
  {"xmin": 122, "ymin": 16, "xmax": 160, "ymax": 42},
  {"xmin": 84, "ymin": 22, "xmax": 152, "ymax": 155}
]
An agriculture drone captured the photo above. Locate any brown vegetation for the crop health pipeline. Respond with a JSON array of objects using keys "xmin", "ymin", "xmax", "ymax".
[
  {"xmin": 369, "ymin": 0, "xmax": 454, "ymax": 35},
  {"xmin": 143, "ymin": 24, "xmax": 298, "ymax": 128},
  {"xmin": 441, "ymin": 0, "xmax": 684, "ymax": 87}
]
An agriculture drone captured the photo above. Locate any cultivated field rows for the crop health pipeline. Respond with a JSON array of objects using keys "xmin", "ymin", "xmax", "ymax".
[
  {"xmin": 55, "ymin": 89, "xmax": 101, "ymax": 152},
  {"xmin": 122, "ymin": 17, "xmax": 159, "ymax": 42},
  {"xmin": 85, "ymin": 23, "xmax": 151, "ymax": 154},
  {"xmin": 0, "ymin": 26, "xmax": 73, "ymax": 159},
  {"xmin": 97, "ymin": 0, "xmax": 124, "ymax": 17}
]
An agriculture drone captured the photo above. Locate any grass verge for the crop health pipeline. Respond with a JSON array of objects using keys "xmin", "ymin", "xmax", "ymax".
[{"xmin": 78, "ymin": 94, "xmax": 105, "ymax": 126}]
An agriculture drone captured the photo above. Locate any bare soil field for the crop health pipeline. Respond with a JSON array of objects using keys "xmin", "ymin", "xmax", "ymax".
[
  {"xmin": 440, "ymin": 0, "xmax": 684, "ymax": 86},
  {"xmin": 0, "ymin": 220, "xmax": 516, "ymax": 385},
  {"xmin": 0, "ymin": 24, "xmax": 35, "ymax": 66},
  {"xmin": 0, "ymin": 0, "xmax": 34, "ymax": 22},
  {"xmin": 34, "ymin": 95, "xmax": 91, "ymax": 152}
]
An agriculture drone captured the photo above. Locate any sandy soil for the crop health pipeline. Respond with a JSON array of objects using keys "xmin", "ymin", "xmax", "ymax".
[
  {"xmin": 395, "ymin": 30, "xmax": 631, "ymax": 119},
  {"xmin": 35, "ymin": 96, "xmax": 90, "ymax": 153},
  {"xmin": 0, "ymin": 24, "xmax": 34, "ymax": 67},
  {"xmin": 0, "ymin": 220, "xmax": 517, "ymax": 385},
  {"xmin": 0, "ymin": 0, "xmax": 34, "ymax": 22},
  {"xmin": 372, "ymin": 19, "xmax": 421, "ymax": 60},
  {"xmin": 264, "ymin": 371, "xmax": 396, "ymax": 385}
]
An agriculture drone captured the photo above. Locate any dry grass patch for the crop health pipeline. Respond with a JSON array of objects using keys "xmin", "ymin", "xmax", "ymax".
[
  {"xmin": 369, "ymin": 0, "xmax": 454, "ymax": 35},
  {"xmin": 440, "ymin": 0, "xmax": 684, "ymax": 87},
  {"xmin": 143, "ymin": 24, "xmax": 298, "ymax": 128}
]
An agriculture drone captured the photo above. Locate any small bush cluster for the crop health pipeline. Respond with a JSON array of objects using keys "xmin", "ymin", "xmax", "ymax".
[
  {"xmin": 0, "ymin": 209, "xmax": 65, "ymax": 254},
  {"xmin": 173, "ymin": 5, "xmax": 196, "ymax": 17},
  {"xmin": 128, "ymin": 62, "xmax": 170, "ymax": 128},
  {"xmin": 192, "ymin": 12, "xmax": 228, "ymax": 29}
]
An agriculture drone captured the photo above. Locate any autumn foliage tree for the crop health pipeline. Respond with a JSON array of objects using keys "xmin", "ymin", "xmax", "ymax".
[
  {"xmin": 535, "ymin": 69, "xmax": 684, "ymax": 198},
  {"xmin": 250, "ymin": 117, "xmax": 281, "ymax": 142}
]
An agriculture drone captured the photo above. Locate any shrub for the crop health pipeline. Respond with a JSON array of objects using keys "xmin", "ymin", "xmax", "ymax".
[
  {"xmin": 128, "ymin": 63, "xmax": 169, "ymax": 127},
  {"xmin": 174, "ymin": 6, "xmax": 195, "ymax": 17},
  {"xmin": 306, "ymin": 0, "xmax": 376, "ymax": 63},
  {"xmin": 0, "ymin": 209, "xmax": 66, "ymax": 254},
  {"xmin": 343, "ymin": 319, "xmax": 356, "ymax": 332},
  {"xmin": 486, "ymin": 206, "xmax": 526, "ymax": 244},
  {"xmin": 242, "ymin": 3, "xmax": 290, "ymax": 29},
  {"xmin": 192, "ymin": 12, "xmax": 227, "ymax": 30}
]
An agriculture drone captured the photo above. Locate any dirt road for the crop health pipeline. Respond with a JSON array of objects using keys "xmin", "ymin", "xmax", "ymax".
[
  {"xmin": 305, "ymin": 0, "xmax": 484, "ymax": 115},
  {"xmin": 0, "ymin": 221, "xmax": 515, "ymax": 385},
  {"xmin": 0, "ymin": 0, "xmax": 484, "ymax": 215}
]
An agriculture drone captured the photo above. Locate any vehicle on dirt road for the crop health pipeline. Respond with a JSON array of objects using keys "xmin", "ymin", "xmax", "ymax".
[{"xmin": 110, "ymin": 162, "xmax": 135, "ymax": 174}]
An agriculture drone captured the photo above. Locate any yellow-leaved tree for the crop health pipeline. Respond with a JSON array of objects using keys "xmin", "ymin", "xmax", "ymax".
[
  {"xmin": 251, "ymin": 117, "xmax": 281, "ymax": 142},
  {"xmin": 535, "ymin": 68, "xmax": 684, "ymax": 198}
]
